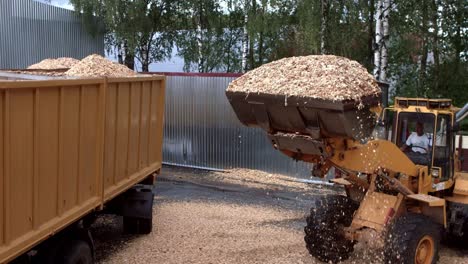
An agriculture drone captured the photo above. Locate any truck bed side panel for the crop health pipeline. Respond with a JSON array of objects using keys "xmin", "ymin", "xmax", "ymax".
[
  {"xmin": 0, "ymin": 80, "xmax": 105, "ymax": 263},
  {"xmin": 103, "ymin": 77, "xmax": 165, "ymax": 202}
]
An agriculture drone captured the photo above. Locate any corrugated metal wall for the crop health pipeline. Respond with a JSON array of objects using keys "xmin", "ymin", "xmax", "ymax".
[
  {"xmin": 0, "ymin": 0, "xmax": 104, "ymax": 69},
  {"xmin": 163, "ymin": 75, "xmax": 313, "ymax": 177}
]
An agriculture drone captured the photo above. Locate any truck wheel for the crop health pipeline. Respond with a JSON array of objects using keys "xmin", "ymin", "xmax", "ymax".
[
  {"xmin": 138, "ymin": 218, "xmax": 153, "ymax": 234},
  {"xmin": 123, "ymin": 216, "xmax": 153, "ymax": 234},
  {"xmin": 304, "ymin": 195, "xmax": 358, "ymax": 263},
  {"xmin": 58, "ymin": 240, "xmax": 93, "ymax": 264},
  {"xmin": 384, "ymin": 213, "xmax": 441, "ymax": 264},
  {"xmin": 123, "ymin": 216, "xmax": 138, "ymax": 234}
]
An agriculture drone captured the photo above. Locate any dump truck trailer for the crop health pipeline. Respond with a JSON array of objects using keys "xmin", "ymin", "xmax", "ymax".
[
  {"xmin": 0, "ymin": 72, "xmax": 165, "ymax": 263},
  {"xmin": 227, "ymin": 83, "xmax": 468, "ymax": 264}
]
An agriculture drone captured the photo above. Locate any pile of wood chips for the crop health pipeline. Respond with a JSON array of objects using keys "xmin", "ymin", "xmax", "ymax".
[
  {"xmin": 227, "ymin": 55, "xmax": 380, "ymax": 102},
  {"xmin": 6, "ymin": 70, "xmax": 66, "ymax": 77},
  {"xmin": 65, "ymin": 54, "xmax": 137, "ymax": 77},
  {"xmin": 27, "ymin": 57, "xmax": 79, "ymax": 69}
]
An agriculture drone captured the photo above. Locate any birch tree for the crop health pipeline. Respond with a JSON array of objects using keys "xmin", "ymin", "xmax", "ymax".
[
  {"xmin": 71, "ymin": 0, "xmax": 175, "ymax": 71},
  {"xmin": 320, "ymin": 0, "xmax": 330, "ymax": 54},
  {"xmin": 379, "ymin": 0, "xmax": 390, "ymax": 81},
  {"xmin": 373, "ymin": 0, "xmax": 383, "ymax": 78},
  {"xmin": 242, "ymin": 0, "xmax": 249, "ymax": 72}
]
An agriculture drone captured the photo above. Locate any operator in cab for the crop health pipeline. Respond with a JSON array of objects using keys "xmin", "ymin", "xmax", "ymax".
[{"xmin": 400, "ymin": 122, "xmax": 430, "ymax": 165}]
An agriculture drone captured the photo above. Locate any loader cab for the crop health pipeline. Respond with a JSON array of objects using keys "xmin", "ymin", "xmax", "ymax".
[{"xmin": 379, "ymin": 98, "xmax": 455, "ymax": 180}]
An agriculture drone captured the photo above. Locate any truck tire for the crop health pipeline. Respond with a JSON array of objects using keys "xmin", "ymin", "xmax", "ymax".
[
  {"xmin": 58, "ymin": 240, "xmax": 93, "ymax": 264},
  {"xmin": 123, "ymin": 216, "xmax": 153, "ymax": 234},
  {"xmin": 384, "ymin": 213, "xmax": 441, "ymax": 264},
  {"xmin": 304, "ymin": 195, "xmax": 358, "ymax": 263}
]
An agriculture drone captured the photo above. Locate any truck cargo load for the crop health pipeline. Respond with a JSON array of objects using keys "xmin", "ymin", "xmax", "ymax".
[{"xmin": 0, "ymin": 72, "xmax": 165, "ymax": 263}]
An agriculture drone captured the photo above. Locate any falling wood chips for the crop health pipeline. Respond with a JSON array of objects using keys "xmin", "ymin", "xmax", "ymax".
[
  {"xmin": 65, "ymin": 54, "xmax": 137, "ymax": 77},
  {"xmin": 27, "ymin": 57, "xmax": 80, "ymax": 69},
  {"xmin": 227, "ymin": 55, "xmax": 381, "ymax": 102}
]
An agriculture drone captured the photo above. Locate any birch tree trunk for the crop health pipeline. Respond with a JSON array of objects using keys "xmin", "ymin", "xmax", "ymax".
[
  {"xmin": 379, "ymin": 0, "xmax": 390, "ymax": 81},
  {"xmin": 419, "ymin": 0, "xmax": 428, "ymax": 95},
  {"xmin": 431, "ymin": 0, "xmax": 440, "ymax": 89},
  {"xmin": 194, "ymin": 5, "xmax": 203, "ymax": 73},
  {"xmin": 368, "ymin": 0, "xmax": 375, "ymax": 68},
  {"xmin": 123, "ymin": 40, "xmax": 135, "ymax": 70},
  {"xmin": 117, "ymin": 41, "xmax": 124, "ymax": 64},
  {"xmin": 197, "ymin": 23, "xmax": 203, "ymax": 72},
  {"xmin": 248, "ymin": 0, "xmax": 257, "ymax": 68},
  {"xmin": 320, "ymin": 0, "xmax": 329, "ymax": 54},
  {"xmin": 373, "ymin": 0, "xmax": 383, "ymax": 79},
  {"xmin": 241, "ymin": 0, "xmax": 249, "ymax": 72}
]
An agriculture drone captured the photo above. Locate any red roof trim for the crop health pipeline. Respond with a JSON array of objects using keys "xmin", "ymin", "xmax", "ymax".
[{"xmin": 144, "ymin": 72, "xmax": 243, "ymax": 78}]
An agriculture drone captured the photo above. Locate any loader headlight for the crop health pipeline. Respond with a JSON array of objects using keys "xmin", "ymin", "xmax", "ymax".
[{"xmin": 431, "ymin": 168, "xmax": 440, "ymax": 178}]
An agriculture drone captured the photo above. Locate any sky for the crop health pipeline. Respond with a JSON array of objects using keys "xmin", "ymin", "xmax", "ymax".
[{"xmin": 49, "ymin": 0, "xmax": 74, "ymax": 10}]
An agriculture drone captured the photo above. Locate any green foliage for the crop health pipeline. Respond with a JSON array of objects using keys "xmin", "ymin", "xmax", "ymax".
[
  {"xmin": 70, "ymin": 0, "xmax": 176, "ymax": 71},
  {"xmin": 175, "ymin": 0, "xmax": 234, "ymax": 72},
  {"xmin": 72, "ymin": 0, "xmax": 467, "ymax": 106},
  {"xmin": 388, "ymin": 0, "xmax": 467, "ymax": 107}
]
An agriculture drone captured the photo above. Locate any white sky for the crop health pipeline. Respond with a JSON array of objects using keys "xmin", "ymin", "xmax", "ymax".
[{"xmin": 50, "ymin": 0, "xmax": 74, "ymax": 10}]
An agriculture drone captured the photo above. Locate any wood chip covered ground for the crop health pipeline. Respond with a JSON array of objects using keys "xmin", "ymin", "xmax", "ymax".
[
  {"xmin": 92, "ymin": 166, "xmax": 468, "ymax": 264},
  {"xmin": 227, "ymin": 55, "xmax": 380, "ymax": 101}
]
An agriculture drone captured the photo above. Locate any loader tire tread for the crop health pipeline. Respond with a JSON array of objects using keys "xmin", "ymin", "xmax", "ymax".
[
  {"xmin": 384, "ymin": 213, "xmax": 441, "ymax": 264},
  {"xmin": 304, "ymin": 195, "xmax": 358, "ymax": 263}
]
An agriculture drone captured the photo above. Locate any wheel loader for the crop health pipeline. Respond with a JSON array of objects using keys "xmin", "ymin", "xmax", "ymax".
[{"xmin": 226, "ymin": 86, "xmax": 468, "ymax": 264}]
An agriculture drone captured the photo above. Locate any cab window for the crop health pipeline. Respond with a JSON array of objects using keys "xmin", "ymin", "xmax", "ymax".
[
  {"xmin": 433, "ymin": 114, "xmax": 452, "ymax": 180},
  {"xmin": 373, "ymin": 108, "xmax": 396, "ymax": 142},
  {"xmin": 397, "ymin": 112, "xmax": 435, "ymax": 165}
]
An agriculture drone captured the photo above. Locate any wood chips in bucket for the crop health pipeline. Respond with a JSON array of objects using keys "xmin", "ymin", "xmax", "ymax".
[{"xmin": 227, "ymin": 55, "xmax": 380, "ymax": 102}]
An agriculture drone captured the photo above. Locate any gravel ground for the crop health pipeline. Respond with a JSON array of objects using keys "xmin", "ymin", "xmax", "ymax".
[{"xmin": 92, "ymin": 166, "xmax": 468, "ymax": 264}]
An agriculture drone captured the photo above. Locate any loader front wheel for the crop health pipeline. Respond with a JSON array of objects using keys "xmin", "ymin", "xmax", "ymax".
[
  {"xmin": 384, "ymin": 213, "xmax": 441, "ymax": 264},
  {"xmin": 304, "ymin": 195, "xmax": 358, "ymax": 263}
]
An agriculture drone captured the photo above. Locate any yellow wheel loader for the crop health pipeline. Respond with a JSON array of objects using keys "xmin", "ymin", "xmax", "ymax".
[{"xmin": 226, "ymin": 87, "xmax": 468, "ymax": 264}]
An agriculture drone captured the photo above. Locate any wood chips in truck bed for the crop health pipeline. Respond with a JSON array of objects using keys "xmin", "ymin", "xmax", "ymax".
[
  {"xmin": 65, "ymin": 54, "xmax": 137, "ymax": 77},
  {"xmin": 227, "ymin": 55, "xmax": 380, "ymax": 102},
  {"xmin": 27, "ymin": 57, "xmax": 79, "ymax": 69}
]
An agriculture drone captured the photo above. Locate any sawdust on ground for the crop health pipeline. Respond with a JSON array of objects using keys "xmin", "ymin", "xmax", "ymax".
[
  {"xmin": 227, "ymin": 55, "xmax": 380, "ymax": 102},
  {"xmin": 92, "ymin": 167, "xmax": 468, "ymax": 264}
]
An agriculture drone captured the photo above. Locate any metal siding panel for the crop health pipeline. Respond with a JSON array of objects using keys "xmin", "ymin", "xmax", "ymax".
[
  {"xmin": 0, "ymin": 0, "xmax": 103, "ymax": 69},
  {"xmin": 103, "ymin": 84, "xmax": 117, "ymax": 189},
  {"xmin": 60, "ymin": 86, "xmax": 80, "ymax": 212},
  {"xmin": 0, "ymin": 91, "xmax": 3, "ymax": 245},
  {"xmin": 115, "ymin": 83, "xmax": 130, "ymax": 182},
  {"xmin": 36, "ymin": 88, "xmax": 60, "ymax": 227},
  {"xmin": 162, "ymin": 75, "xmax": 313, "ymax": 177},
  {"xmin": 78, "ymin": 85, "xmax": 100, "ymax": 203},
  {"xmin": 139, "ymin": 82, "xmax": 151, "ymax": 168},
  {"xmin": 127, "ymin": 82, "xmax": 141, "ymax": 175},
  {"xmin": 8, "ymin": 90, "xmax": 34, "ymax": 241}
]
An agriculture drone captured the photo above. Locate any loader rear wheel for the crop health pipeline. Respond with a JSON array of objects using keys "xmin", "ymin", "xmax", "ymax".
[
  {"xmin": 384, "ymin": 213, "xmax": 441, "ymax": 264},
  {"xmin": 304, "ymin": 195, "xmax": 358, "ymax": 263}
]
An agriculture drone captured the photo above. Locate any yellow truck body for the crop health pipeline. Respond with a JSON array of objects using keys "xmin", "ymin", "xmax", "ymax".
[{"xmin": 0, "ymin": 76, "xmax": 165, "ymax": 263}]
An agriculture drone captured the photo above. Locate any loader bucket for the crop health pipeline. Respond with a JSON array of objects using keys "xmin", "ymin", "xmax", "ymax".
[{"xmin": 226, "ymin": 91, "xmax": 381, "ymax": 157}]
